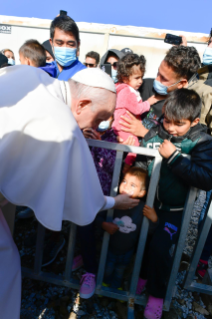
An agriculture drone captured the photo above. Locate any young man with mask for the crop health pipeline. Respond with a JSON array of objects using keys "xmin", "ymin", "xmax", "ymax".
[
  {"xmin": 49, "ymin": 15, "xmax": 86, "ymax": 80},
  {"xmin": 119, "ymin": 46, "xmax": 201, "ymax": 139}
]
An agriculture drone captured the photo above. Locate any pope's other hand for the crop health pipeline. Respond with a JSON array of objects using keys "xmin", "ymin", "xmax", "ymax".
[{"xmin": 114, "ymin": 194, "xmax": 139, "ymax": 210}]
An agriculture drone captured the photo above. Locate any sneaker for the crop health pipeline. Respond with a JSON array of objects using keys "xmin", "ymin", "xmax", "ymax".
[
  {"xmin": 80, "ymin": 273, "xmax": 96, "ymax": 299},
  {"xmin": 42, "ymin": 236, "xmax": 65, "ymax": 267},
  {"xmin": 144, "ymin": 295, "xmax": 163, "ymax": 319},
  {"xmin": 72, "ymin": 255, "xmax": 84, "ymax": 271},
  {"xmin": 196, "ymin": 259, "xmax": 208, "ymax": 279},
  {"xmin": 17, "ymin": 207, "xmax": 34, "ymax": 219},
  {"xmin": 136, "ymin": 278, "xmax": 147, "ymax": 295}
]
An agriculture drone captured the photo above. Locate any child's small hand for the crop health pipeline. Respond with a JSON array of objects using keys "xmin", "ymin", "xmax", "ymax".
[
  {"xmin": 122, "ymin": 163, "xmax": 131, "ymax": 175},
  {"xmin": 147, "ymin": 95, "xmax": 165, "ymax": 105},
  {"xmin": 158, "ymin": 139, "xmax": 176, "ymax": 159},
  {"xmin": 102, "ymin": 222, "xmax": 119, "ymax": 235},
  {"xmin": 143, "ymin": 205, "xmax": 158, "ymax": 223}
]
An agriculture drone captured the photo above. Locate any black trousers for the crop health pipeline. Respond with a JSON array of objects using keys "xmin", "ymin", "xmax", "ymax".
[
  {"xmin": 140, "ymin": 210, "xmax": 183, "ymax": 298},
  {"xmin": 78, "ymin": 221, "xmax": 98, "ymax": 274}
]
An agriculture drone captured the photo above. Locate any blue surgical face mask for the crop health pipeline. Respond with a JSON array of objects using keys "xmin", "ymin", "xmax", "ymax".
[
  {"xmin": 202, "ymin": 47, "xmax": 212, "ymax": 65},
  {"xmin": 54, "ymin": 47, "xmax": 77, "ymax": 67},
  {"xmin": 97, "ymin": 120, "xmax": 111, "ymax": 132},
  {"xmin": 8, "ymin": 58, "xmax": 15, "ymax": 66},
  {"xmin": 111, "ymin": 68, "xmax": 118, "ymax": 83},
  {"xmin": 153, "ymin": 79, "xmax": 181, "ymax": 95}
]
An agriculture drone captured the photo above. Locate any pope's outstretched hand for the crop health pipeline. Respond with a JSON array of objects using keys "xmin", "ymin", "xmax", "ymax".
[{"xmin": 113, "ymin": 194, "xmax": 139, "ymax": 210}]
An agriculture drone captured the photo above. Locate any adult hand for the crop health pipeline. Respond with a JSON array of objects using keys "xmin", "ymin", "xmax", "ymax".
[
  {"xmin": 83, "ymin": 128, "xmax": 101, "ymax": 140},
  {"xmin": 114, "ymin": 194, "xmax": 139, "ymax": 210},
  {"xmin": 119, "ymin": 111, "xmax": 149, "ymax": 138},
  {"xmin": 179, "ymin": 35, "xmax": 187, "ymax": 46},
  {"xmin": 158, "ymin": 140, "xmax": 176, "ymax": 159},
  {"xmin": 102, "ymin": 221, "xmax": 119, "ymax": 235}
]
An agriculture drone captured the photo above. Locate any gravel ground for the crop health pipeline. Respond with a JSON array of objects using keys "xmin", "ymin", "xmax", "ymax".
[{"xmin": 14, "ymin": 190, "xmax": 212, "ymax": 319}]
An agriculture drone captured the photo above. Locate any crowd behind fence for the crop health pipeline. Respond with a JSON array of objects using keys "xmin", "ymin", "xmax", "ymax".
[{"xmin": 13, "ymin": 140, "xmax": 203, "ymax": 318}]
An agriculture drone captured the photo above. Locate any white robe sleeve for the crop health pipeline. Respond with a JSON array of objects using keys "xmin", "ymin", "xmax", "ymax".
[{"xmin": 100, "ymin": 196, "xmax": 115, "ymax": 211}]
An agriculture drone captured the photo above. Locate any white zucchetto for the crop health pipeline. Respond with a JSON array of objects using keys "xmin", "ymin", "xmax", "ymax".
[{"xmin": 72, "ymin": 68, "xmax": 116, "ymax": 93}]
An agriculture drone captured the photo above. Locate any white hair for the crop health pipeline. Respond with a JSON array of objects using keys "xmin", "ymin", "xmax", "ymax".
[{"xmin": 69, "ymin": 79, "xmax": 112, "ymax": 111}]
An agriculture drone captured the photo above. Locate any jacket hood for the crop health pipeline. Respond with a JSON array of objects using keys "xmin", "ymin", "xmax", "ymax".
[
  {"xmin": 39, "ymin": 62, "xmax": 57, "ymax": 78},
  {"xmin": 115, "ymin": 82, "xmax": 129, "ymax": 93},
  {"xmin": 100, "ymin": 49, "xmax": 124, "ymax": 66},
  {"xmin": 42, "ymin": 40, "xmax": 55, "ymax": 60}
]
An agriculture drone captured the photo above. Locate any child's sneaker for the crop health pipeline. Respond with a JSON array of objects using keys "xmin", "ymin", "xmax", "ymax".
[
  {"xmin": 80, "ymin": 273, "xmax": 96, "ymax": 299},
  {"xmin": 196, "ymin": 259, "xmax": 208, "ymax": 279},
  {"xmin": 144, "ymin": 295, "xmax": 163, "ymax": 319},
  {"xmin": 72, "ymin": 255, "xmax": 84, "ymax": 271},
  {"xmin": 136, "ymin": 278, "xmax": 147, "ymax": 295}
]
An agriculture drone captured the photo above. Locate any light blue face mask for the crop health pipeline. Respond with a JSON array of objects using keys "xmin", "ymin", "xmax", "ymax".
[
  {"xmin": 202, "ymin": 47, "xmax": 212, "ymax": 65},
  {"xmin": 97, "ymin": 120, "xmax": 111, "ymax": 132},
  {"xmin": 54, "ymin": 47, "xmax": 77, "ymax": 67},
  {"xmin": 111, "ymin": 68, "xmax": 118, "ymax": 83},
  {"xmin": 153, "ymin": 79, "xmax": 181, "ymax": 95},
  {"xmin": 8, "ymin": 58, "xmax": 15, "ymax": 66}
]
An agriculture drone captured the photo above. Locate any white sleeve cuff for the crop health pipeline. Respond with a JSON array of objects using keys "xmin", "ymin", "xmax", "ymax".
[{"xmin": 100, "ymin": 196, "xmax": 115, "ymax": 211}]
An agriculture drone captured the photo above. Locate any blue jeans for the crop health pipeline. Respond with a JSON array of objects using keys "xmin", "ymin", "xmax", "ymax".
[{"xmin": 104, "ymin": 249, "xmax": 134, "ymax": 289}]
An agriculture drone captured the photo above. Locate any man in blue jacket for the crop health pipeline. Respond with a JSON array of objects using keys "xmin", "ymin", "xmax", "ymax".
[{"xmin": 49, "ymin": 15, "xmax": 86, "ymax": 80}]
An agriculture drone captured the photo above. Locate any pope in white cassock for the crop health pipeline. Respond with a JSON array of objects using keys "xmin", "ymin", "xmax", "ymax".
[{"xmin": 0, "ymin": 65, "xmax": 139, "ymax": 318}]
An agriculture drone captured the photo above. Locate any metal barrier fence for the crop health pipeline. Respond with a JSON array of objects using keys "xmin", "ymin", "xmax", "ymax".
[
  {"xmin": 20, "ymin": 140, "xmax": 198, "ymax": 318},
  {"xmin": 183, "ymin": 194, "xmax": 212, "ymax": 295}
]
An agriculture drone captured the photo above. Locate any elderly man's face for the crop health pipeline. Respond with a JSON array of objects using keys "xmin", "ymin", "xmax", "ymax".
[{"xmin": 71, "ymin": 90, "xmax": 116, "ymax": 130}]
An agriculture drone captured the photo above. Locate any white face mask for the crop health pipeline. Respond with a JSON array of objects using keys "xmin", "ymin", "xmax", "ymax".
[
  {"xmin": 202, "ymin": 47, "xmax": 212, "ymax": 66},
  {"xmin": 8, "ymin": 58, "xmax": 15, "ymax": 66}
]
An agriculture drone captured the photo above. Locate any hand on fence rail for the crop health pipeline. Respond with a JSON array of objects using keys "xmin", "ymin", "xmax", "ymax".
[
  {"xmin": 158, "ymin": 139, "xmax": 176, "ymax": 158},
  {"xmin": 143, "ymin": 205, "xmax": 158, "ymax": 223}
]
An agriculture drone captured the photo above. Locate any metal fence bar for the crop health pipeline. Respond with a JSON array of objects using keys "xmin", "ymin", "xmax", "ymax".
[
  {"xmin": 183, "ymin": 198, "xmax": 212, "ymax": 292},
  {"xmin": 87, "ymin": 139, "xmax": 160, "ymax": 157},
  {"xmin": 163, "ymin": 187, "xmax": 197, "ymax": 310},
  {"xmin": 64, "ymin": 223, "xmax": 77, "ymax": 281},
  {"xmin": 33, "ymin": 223, "xmax": 45, "ymax": 274},
  {"xmin": 96, "ymin": 150, "xmax": 124, "ymax": 289}
]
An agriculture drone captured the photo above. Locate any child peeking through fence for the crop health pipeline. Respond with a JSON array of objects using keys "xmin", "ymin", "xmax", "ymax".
[
  {"xmin": 95, "ymin": 167, "xmax": 158, "ymax": 290},
  {"xmin": 133, "ymin": 89, "xmax": 212, "ymax": 319}
]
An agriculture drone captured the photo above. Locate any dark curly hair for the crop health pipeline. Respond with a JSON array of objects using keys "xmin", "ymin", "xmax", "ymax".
[
  {"xmin": 208, "ymin": 28, "xmax": 212, "ymax": 45},
  {"xmin": 117, "ymin": 53, "xmax": 146, "ymax": 82},
  {"xmin": 164, "ymin": 46, "xmax": 201, "ymax": 80}
]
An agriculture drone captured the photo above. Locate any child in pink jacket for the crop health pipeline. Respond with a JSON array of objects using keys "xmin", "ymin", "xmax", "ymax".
[{"xmin": 112, "ymin": 54, "xmax": 161, "ymax": 166}]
